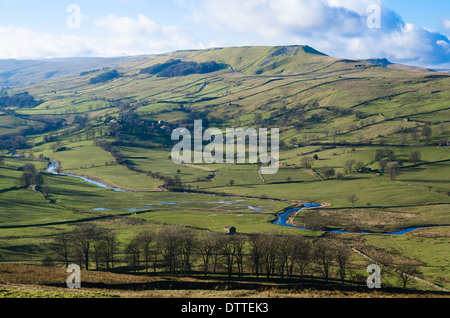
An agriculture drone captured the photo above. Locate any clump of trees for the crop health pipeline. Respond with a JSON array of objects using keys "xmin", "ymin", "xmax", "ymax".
[
  {"xmin": 384, "ymin": 161, "xmax": 400, "ymax": 180},
  {"xmin": 0, "ymin": 92, "xmax": 42, "ymax": 108},
  {"xmin": 163, "ymin": 174, "xmax": 188, "ymax": 192},
  {"xmin": 89, "ymin": 70, "xmax": 120, "ymax": 84},
  {"xmin": 374, "ymin": 148, "xmax": 402, "ymax": 180},
  {"xmin": 19, "ymin": 163, "xmax": 44, "ymax": 188},
  {"xmin": 408, "ymin": 151, "xmax": 421, "ymax": 164},
  {"xmin": 53, "ymin": 225, "xmax": 119, "ymax": 271},
  {"xmin": 80, "ymin": 69, "xmax": 101, "ymax": 76},
  {"xmin": 140, "ymin": 59, "xmax": 228, "ymax": 77},
  {"xmin": 0, "ymin": 135, "xmax": 28, "ymax": 153},
  {"xmin": 320, "ymin": 166, "xmax": 335, "ymax": 179},
  {"xmin": 300, "ymin": 156, "xmax": 314, "ymax": 169},
  {"xmin": 343, "ymin": 160, "xmax": 365, "ymax": 174},
  {"xmin": 375, "ymin": 148, "xmax": 395, "ymax": 162}
]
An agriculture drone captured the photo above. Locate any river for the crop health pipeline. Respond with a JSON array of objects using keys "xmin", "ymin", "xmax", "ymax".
[
  {"xmin": 46, "ymin": 161, "xmax": 425, "ymax": 235},
  {"xmin": 46, "ymin": 161, "xmax": 129, "ymax": 192},
  {"xmin": 274, "ymin": 205, "xmax": 425, "ymax": 235}
]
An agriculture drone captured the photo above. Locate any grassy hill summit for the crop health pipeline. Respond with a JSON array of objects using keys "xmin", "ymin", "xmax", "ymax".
[
  {"xmin": 3, "ymin": 45, "xmax": 449, "ymax": 134},
  {"xmin": 0, "ymin": 45, "xmax": 449, "ymax": 297}
]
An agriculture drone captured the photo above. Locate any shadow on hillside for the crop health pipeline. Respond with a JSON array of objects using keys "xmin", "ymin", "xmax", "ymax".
[{"xmin": 44, "ymin": 274, "xmax": 450, "ymax": 297}]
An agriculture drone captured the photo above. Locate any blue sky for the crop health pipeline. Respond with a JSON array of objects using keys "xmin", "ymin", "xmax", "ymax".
[{"xmin": 0, "ymin": 0, "xmax": 449, "ymax": 68}]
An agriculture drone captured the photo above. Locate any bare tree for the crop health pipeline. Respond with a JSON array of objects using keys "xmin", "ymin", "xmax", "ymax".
[
  {"xmin": 344, "ymin": 160, "xmax": 356, "ymax": 174},
  {"xmin": 409, "ymin": 151, "xmax": 421, "ymax": 164},
  {"xmin": 137, "ymin": 230, "xmax": 156, "ymax": 273},
  {"xmin": 72, "ymin": 225, "xmax": 99, "ymax": 270},
  {"xmin": 222, "ymin": 235, "xmax": 246, "ymax": 278},
  {"xmin": 289, "ymin": 137, "xmax": 298, "ymax": 148},
  {"xmin": 398, "ymin": 264, "xmax": 421, "ymax": 289},
  {"xmin": 313, "ymin": 241, "xmax": 335, "ymax": 283},
  {"xmin": 290, "ymin": 236, "xmax": 312, "ymax": 279},
  {"xmin": 158, "ymin": 227, "xmax": 180, "ymax": 275},
  {"xmin": 198, "ymin": 231, "xmax": 223, "ymax": 277},
  {"xmin": 211, "ymin": 234, "xmax": 226, "ymax": 275},
  {"xmin": 249, "ymin": 234, "xmax": 264, "ymax": 278},
  {"xmin": 100, "ymin": 231, "xmax": 119, "ymax": 270},
  {"xmin": 93, "ymin": 237, "xmax": 103, "ymax": 271},
  {"xmin": 222, "ymin": 235, "xmax": 236, "ymax": 278},
  {"xmin": 335, "ymin": 246, "xmax": 351, "ymax": 281},
  {"xmin": 320, "ymin": 166, "xmax": 335, "ymax": 179},
  {"xmin": 347, "ymin": 194, "xmax": 359, "ymax": 209},
  {"xmin": 53, "ymin": 232, "xmax": 73, "ymax": 268},
  {"xmin": 125, "ymin": 237, "xmax": 141, "ymax": 273},
  {"xmin": 157, "ymin": 226, "xmax": 189, "ymax": 275},
  {"xmin": 260, "ymin": 234, "xmax": 278, "ymax": 279},
  {"xmin": 178, "ymin": 229, "xmax": 197, "ymax": 276},
  {"xmin": 385, "ymin": 162, "xmax": 400, "ymax": 180},
  {"xmin": 92, "ymin": 230, "xmax": 118, "ymax": 271},
  {"xmin": 234, "ymin": 235, "xmax": 247, "ymax": 277},
  {"xmin": 421, "ymin": 126, "xmax": 432, "ymax": 141},
  {"xmin": 300, "ymin": 157, "xmax": 314, "ymax": 170},
  {"xmin": 277, "ymin": 236, "xmax": 292, "ymax": 278},
  {"xmin": 379, "ymin": 158, "xmax": 389, "ymax": 171}
]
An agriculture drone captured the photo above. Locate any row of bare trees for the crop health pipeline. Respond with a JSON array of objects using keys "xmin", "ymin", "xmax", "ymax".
[
  {"xmin": 52, "ymin": 225, "xmax": 356, "ymax": 283},
  {"xmin": 53, "ymin": 225, "xmax": 119, "ymax": 271}
]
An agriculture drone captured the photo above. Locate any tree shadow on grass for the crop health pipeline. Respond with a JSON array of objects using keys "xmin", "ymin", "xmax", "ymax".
[{"xmin": 399, "ymin": 179, "xmax": 449, "ymax": 184}]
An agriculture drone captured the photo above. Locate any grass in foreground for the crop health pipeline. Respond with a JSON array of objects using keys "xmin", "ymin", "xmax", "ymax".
[{"xmin": 0, "ymin": 264, "xmax": 448, "ymax": 299}]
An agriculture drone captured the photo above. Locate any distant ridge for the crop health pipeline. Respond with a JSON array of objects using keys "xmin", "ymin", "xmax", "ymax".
[
  {"xmin": 0, "ymin": 45, "xmax": 440, "ymax": 88},
  {"xmin": 432, "ymin": 68, "xmax": 450, "ymax": 73},
  {"xmin": 0, "ymin": 45, "xmax": 331, "ymax": 87},
  {"xmin": 357, "ymin": 58, "xmax": 434, "ymax": 72},
  {"xmin": 0, "ymin": 56, "xmax": 147, "ymax": 88}
]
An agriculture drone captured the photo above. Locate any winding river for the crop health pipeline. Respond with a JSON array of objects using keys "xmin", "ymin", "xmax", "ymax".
[
  {"xmin": 46, "ymin": 161, "xmax": 129, "ymax": 192},
  {"xmin": 274, "ymin": 205, "xmax": 425, "ymax": 235},
  {"xmin": 46, "ymin": 161, "xmax": 426, "ymax": 235}
]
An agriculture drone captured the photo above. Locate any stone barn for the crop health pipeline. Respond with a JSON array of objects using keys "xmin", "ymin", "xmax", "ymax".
[{"xmin": 224, "ymin": 226, "xmax": 236, "ymax": 235}]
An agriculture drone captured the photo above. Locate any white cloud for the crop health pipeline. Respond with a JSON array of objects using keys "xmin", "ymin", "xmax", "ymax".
[
  {"xmin": 444, "ymin": 19, "xmax": 450, "ymax": 29},
  {"xmin": 193, "ymin": 0, "xmax": 450, "ymax": 68},
  {"xmin": 0, "ymin": 27, "xmax": 89, "ymax": 59},
  {"xmin": 96, "ymin": 14, "xmax": 160, "ymax": 36},
  {"xmin": 0, "ymin": 2, "xmax": 448, "ymax": 69},
  {"xmin": 0, "ymin": 14, "xmax": 205, "ymax": 59},
  {"xmin": 194, "ymin": 0, "xmax": 366, "ymax": 37},
  {"xmin": 94, "ymin": 14, "xmax": 201, "ymax": 55},
  {"xmin": 327, "ymin": 0, "xmax": 381, "ymax": 15}
]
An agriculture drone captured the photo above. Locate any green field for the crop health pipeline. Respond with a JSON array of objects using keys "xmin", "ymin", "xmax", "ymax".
[
  {"xmin": 362, "ymin": 227, "xmax": 450, "ymax": 289},
  {"xmin": 0, "ymin": 45, "xmax": 449, "ymax": 295}
]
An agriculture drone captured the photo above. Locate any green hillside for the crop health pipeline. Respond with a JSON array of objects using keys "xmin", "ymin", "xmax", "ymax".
[
  {"xmin": 2, "ymin": 44, "xmax": 449, "ymax": 207},
  {"xmin": 0, "ymin": 46, "xmax": 449, "ymax": 293}
]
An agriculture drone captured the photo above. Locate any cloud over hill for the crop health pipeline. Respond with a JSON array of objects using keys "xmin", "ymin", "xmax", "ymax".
[{"xmin": 0, "ymin": 0, "xmax": 448, "ymax": 69}]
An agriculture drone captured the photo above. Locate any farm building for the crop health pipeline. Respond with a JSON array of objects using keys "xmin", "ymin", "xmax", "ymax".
[{"xmin": 224, "ymin": 226, "xmax": 236, "ymax": 235}]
